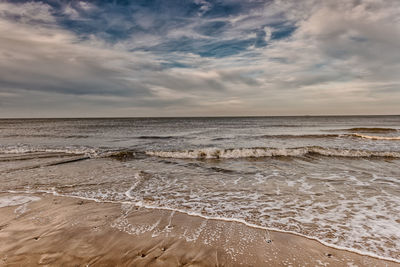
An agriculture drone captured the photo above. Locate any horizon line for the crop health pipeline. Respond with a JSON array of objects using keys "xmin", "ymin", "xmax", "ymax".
[{"xmin": 1, "ymin": 114, "xmax": 399, "ymax": 120}]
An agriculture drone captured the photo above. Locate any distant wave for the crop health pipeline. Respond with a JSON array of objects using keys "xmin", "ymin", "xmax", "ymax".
[
  {"xmin": 351, "ymin": 134, "xmax": 400, "ymax": 140},
  {"xmin": 145, "ymin": 147, "xmax": 400, "ymax": 159},
  {"xmin": 136, "ymin": 135, "xmax": 178, "ymax": 140},
  {"xmin": 0, "ymin": 146, "xmax": 144, "ymax": 161},
  {"xmin": 0, "ymin": 146, "xmax": 98, "ymax": 157},
  {"xmin": 259, "ymin": 134, "xmax": 342, "ymax": 139},
  {"xmin": 344, "ymin": 127, "xmax": 398, "ymax": 133},
  {"xmin": 1, "ymin": 134, "xmax": 90, "ymax": 138},
  {"xmin": 211, "ymin": 137, "xmax": 234, "ymax": 141},
  {"xmin": 257, "ymin": 132, "xmax": 400, "ymax": 141},
  {"xmin": 212, "ymin": 134, "xmax": 343, "ymax": 141}
]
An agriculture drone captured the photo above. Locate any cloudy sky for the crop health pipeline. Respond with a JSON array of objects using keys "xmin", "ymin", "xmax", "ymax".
[{"xmin": 0, "ymin": 0, "xmax": 399, "ymax": 117}]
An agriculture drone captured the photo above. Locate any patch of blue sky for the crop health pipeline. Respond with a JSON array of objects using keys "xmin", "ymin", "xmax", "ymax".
[
  {"xmin": 140, "ymin": 36, "xmax": 257, "ymax": 58},
  {"xmin": 8, "ymin": 0, "xmax": 294, "ymax": 57},
  {"xmin": 270, "ymin": 26, "xmax": 297, "ymax": 40},
  {"xmin": 195, "ymin": 21, "xmax": 229, "ymax": 37}
]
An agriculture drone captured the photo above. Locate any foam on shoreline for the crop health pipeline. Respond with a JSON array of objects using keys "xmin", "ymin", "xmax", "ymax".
[
  {"xmin": 3, "ymin": 190, "xmax": 399, "ymax": 264},
  {"xmin": 0, "ymin": 195, "xmax": 41, "ymax": 208}
]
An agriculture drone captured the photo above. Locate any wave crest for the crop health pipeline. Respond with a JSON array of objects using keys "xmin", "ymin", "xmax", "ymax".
[
  {"xmin": 106, "ymin": 151, "xmax": 137, "ymax": 160},
  {"xmin": 145, "ymin": 147, "xmax": 400, "ymax": 159},
  {"xmin": 351, "ymin": 134, "xmax": 400, "ymax": 140},
  {"xmin": 345, "ymin": 127, "xmax": 398, "ymax": 133},
  {"xmin": 136, "ymin": 136, "xmax": 177, "ymax": 140},
  {"xmin": 0, "ymin": 146, "xmax": 98, "ymax": 157}
]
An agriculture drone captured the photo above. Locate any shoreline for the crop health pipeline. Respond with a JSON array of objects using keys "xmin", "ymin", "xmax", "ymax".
[
  {"xmin": 1, "ymin": 192, "xmax": 399, "ymax": 266},
  {"xmin": 133, "ymin": 201, "xmax": 400, "ymax": 264},
  {"xmin": 4, "ymin": 189, "xmax": 400, "ymax": 264}
]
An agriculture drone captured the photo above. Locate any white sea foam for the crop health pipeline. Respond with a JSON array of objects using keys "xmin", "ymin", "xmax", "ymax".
[
  {"xmin": 352, "ymin": 133, "xmax": 400, "ymax": 140},
  {"xmin": 131, "ymin": 201, "xmax": 400, "ymax": 264},
  {"xmin": 0, "ymin": 195, "xmax": 40, "ymax": 208},
  {"xmin": 145, "ymin": 146, "xmax": 400, "ymax": 159},
  {"xmin": 0, "ymin": 145, "xmax": 99, "ymax": 157},
  {"xmin": 125, "ymin": 172, "xmax": 146, "ymax": 199},
  {"xmin": 3, "ymin": 189, "xmax": 399, "ymax": 264}
]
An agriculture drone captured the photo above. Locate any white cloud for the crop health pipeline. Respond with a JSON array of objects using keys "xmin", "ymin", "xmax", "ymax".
[
  {"xmin": 0, "ymin": 0, "xmax": 399, "ymax": 117},
  {"xmin": 78, "ymin": 1, "xmax": 96, "ymax": 11},
  {"xmin": 0, "ymin": 1, "xmax": 55, "ymax": 24},
  {"xmin": 63, "ymin": 5, "xmax": 80, "ymax": 20},
  {"xmin": 194, "ymin": 0, "xmax": 212, "ymax": 16}
]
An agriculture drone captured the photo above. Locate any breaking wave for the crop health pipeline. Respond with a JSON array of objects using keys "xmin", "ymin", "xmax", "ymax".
[
  {"xmin": 2, "ymin": 134, "xmax": 90, "ymax": 138},
  {"xmin": 351, "ymin": 134, "xmax": 400, "ymax": 140},
  {"xmin": 145, "ymin": 147, "xmax": 400, "ymax": 159},
  {"xmin": 259, "ymin": 134, "xmax": 342, "ymax": 139},
  {"xmin": 215, "ymin": 133, "xmax": 400, "ymax": 141},
  {"xmin": 344, "ymin": 127, "xmax": 398, "ymax": 133},
  {"xmin": 257, "ymin": 133, "xmax": 400, "ymax": 141},
  {"xmin": 0, "ymin": 145, "xmax": 99, "ymax": 157},
  {"xmin": 105, "ymin": 150, "xmax": 138, "ymax": 160}
]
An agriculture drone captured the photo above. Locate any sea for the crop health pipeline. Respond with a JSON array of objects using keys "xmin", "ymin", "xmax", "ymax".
[{"xmin": 0, "ymin": 116, "xmax": 399, "ymax": 262}]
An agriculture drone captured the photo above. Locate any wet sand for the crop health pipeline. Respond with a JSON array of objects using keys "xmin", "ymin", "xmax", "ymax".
[{"xmin": 0, "ymin": 193, "xmax": 398, "ymax": 266}]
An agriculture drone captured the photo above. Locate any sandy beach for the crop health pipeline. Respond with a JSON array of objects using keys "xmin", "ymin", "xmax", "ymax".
[
  {"xmin": 2, "ymin": 0, "xmax": 400, "ymax": 263},
  {"xmin": 0, "ymin": 192, "xmax": 398, "ymax": 266}
]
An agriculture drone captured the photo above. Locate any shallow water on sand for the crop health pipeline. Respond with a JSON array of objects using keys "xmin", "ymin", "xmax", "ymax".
[{"xmin": 1, "ymin": 116, "xmax": 400, "ymax": 261}]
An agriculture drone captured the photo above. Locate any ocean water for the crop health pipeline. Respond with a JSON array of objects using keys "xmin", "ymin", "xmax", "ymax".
[{"xmin": 0, "ymin": 116, "xmax": 400, "ymax": 261}]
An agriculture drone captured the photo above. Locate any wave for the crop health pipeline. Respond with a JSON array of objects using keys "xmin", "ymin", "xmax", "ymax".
[
  {"xmin": 351, "ymin": 134, "xmax": 400, "ymax": 140},
  {"xmin": 260, "ymin": 133, "xmax": 400, "ymax": 141},
  {"xmin": 211, "ymin": 137, "xmax": 234, "ymax": 141},
  {"xmin": 136, "ymin": 135, "xmax": 178, "ymax": 140},
  {"xmin": 0, "ymin": 146, "xmax": 98, "ymax": 157},
  {"xmin": 344, "ymin": 127, "xmax": 398, "ymax": 133},
  {"xmin": 0, "ymin": 146, "xmax": 144, "ymax": 161},
  {"xmin": 208, "ymin": 133, "xmax": 400, "ymax": 141},
  {"xmin": 106, "ymin": 151, "xmax": 138, "ymax": 160},
  {"xmin": 212, "ymin": 134, "xmax": 344, "ymax": 141},
  {"xmin": 145, "ymin": 146, "xmax": 400, "ymax": 159},
  {"xmin": 259, "ymin": 134, "xmax": 342, "ymax": 139},
  {"xmin": 2, "ymin": 134, "xmax": 90, "ymax": 138},
  {"xmin": 4, "ymin": 144, "xmax": 400, "ymax": 161}
]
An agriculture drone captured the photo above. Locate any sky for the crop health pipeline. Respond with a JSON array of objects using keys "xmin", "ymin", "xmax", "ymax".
[{"xmin": 0, "ymin": 0, "xmax": 399, "ymax": 117}]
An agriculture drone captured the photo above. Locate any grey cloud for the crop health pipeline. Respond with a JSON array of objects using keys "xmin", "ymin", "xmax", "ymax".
[{"xmin": 1, "ymin": 0, "xmax": 400, "ymax": 117}]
